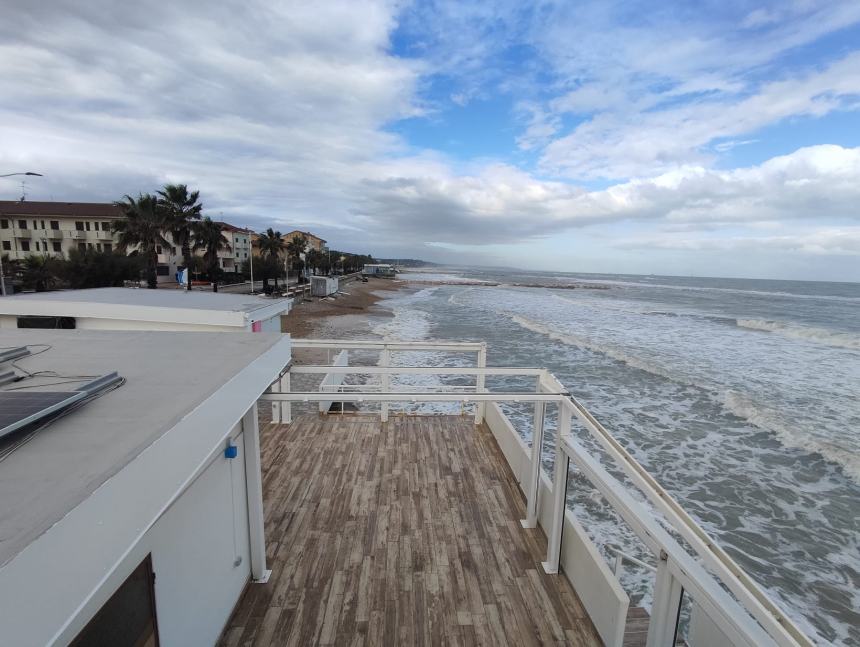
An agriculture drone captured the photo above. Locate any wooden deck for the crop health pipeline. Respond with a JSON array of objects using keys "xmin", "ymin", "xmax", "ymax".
[{"xmin": 218, "ymin": 414, "xmax": 604, "ymax": 647}]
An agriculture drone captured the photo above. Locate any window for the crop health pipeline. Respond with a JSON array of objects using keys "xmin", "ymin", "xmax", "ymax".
[
  {"xmin": 2, "ymin": 241, "xmax": 9, "ymax": 251},
  {"xmin": 52, "ymin": 242, "xmax": 61, "ymax": 252},
  {"xmin": 156, "ymin": 265, "xmax": 170, "ymax": 276},
  {"xmin": 50, "ymin": 220, "xmax": 59, "ymax": 230},
  {"xmin": 33, "ymin": 220, "xmax": 37, "ymax": 229},
  {"xmin": 103, "ymin": 222, "xmax": 112, "ymax": 231},
  {"xmin": 41, "ymin": 220, "xmax": 45, "ymax": 229},
  {"xmin": 156, "ymin": 245, "xmax": 162, "ymax": 255},
  {"xmin": 85, "ymin": 221, "xmax": 91, "ymax": 231},
  {"xmin": 96, "ymin": 243, "xmax": 102, "ymax": 251},
  {"xmin": 104, "ymin": 243, "xmax": 112, "ymax": 252},
  {"xmin": 75, "ymin": 221, "xmax": 85, "ymax": 231},
  {"xmin": 1, "ymin": 219, "xmax": 8, "ymax": 229},
  {"xmin": 34, "ymin": 242, "xmax": 40, "ymax": 251},
  {"xmin": 20, "ymin": 241, "xmax": 29, "ymax": 252},
  {"xmin": 87, "ymin": 243, "xmax": 93, "ymax": 249},
  {"xmin": 70, "ymin": 555, "xmax": 158, "ymax": 647},
  {"xmin": 18, "ymin": 220, "xmax": 27, "ymax": 229},
  {"xmin": 93, "ymin": 222, "xmax": 99, "ymax": 231},
  {"xmin": 78, "ymin": 243, "xmax": 86, "ymax": 251},
  {"xmin": 17, "ymin": 316, "xmax": 76, "ymax": 329}
]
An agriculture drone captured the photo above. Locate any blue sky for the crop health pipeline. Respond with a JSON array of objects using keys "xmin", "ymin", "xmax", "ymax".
[{"xmin": 1, "ymin": 0, "xmax": 859, "ymax": 280}]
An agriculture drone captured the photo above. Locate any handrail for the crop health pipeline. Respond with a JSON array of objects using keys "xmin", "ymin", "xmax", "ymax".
[{"xmin": 278, "ymin": 338, "xmax": 814, "ymax": 647}]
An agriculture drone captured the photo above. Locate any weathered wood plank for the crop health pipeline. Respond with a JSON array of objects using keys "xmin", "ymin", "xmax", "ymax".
[{"xmin": 218, "ymin": 414, "xmax": 603, "ymax": 646}]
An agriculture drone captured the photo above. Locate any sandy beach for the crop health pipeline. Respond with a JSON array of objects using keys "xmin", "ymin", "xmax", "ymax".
[{"xmin": 282, "ymin": 276, "xmax": 410, "ymax": 338}]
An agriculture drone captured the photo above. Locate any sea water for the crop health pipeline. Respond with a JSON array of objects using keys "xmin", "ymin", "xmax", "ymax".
[{"xmin": 368, "ymin": 269, "xmax": 860, "ymax": 645}]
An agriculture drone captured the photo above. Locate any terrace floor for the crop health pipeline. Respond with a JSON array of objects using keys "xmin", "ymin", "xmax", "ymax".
[{"xmin": 218, "ymin": 414, "xmax": 604, "ymax": 646}]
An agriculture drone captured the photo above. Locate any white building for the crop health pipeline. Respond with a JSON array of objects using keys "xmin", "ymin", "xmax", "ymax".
[
  {"xmin": 214, "ymin": 222, "xmax": 253, "ymax": 275},
  {"xmin": 0, "ymin": 329, "xmax": 291, "ymax": 647},
  {"xmin": 0, "ymin": 200, "xmax": 122, "ymax": 260},
  {"xmin": 0, "ymin": 287, "xmax": 292, "ymax": 333}
]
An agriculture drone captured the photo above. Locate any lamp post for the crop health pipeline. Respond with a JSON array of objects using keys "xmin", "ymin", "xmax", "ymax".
[{"xmin": 0, "ymin": 172, "xmax": 44, "ymax": 295}]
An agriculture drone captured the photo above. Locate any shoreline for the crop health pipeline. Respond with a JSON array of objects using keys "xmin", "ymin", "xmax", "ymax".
[{"xmin": 282, "ymin": 277, "xmax": 411, "ymax": 339}]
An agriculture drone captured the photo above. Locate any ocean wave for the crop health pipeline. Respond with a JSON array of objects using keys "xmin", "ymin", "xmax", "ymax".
[
  {"xmin": 736, "ymin": 319, "xmax": 860, "ymax": 351},
  {"xmin": 721, "ymin": 391, "xmax": 860, "ymax": 483},
  {"xmin": 509, "ymin": 314, "xmax": 698, "ymax": 386}
]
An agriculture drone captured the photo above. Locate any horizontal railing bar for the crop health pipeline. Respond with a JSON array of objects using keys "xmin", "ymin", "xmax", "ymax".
[
  {"xmin": 292, "ymin": 339, "xmax": 484, "ymax": 351},
  {"xmin": 562, "ymin": 435, "xmax": 774, "ymax": 647},
  {"xmin": 291, "ymin": 365, "xmax": 545, "ymax": 376},
  {"xmin": 260, "ymin": 391, "xmax": 570, "ymax": 403},
  {"xmin": 556, "ymin": 394, "xmax": 809, "ymax": 647}
]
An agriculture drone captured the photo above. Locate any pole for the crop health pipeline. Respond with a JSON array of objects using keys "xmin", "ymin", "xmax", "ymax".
[
  {"xmin": 249, "ymin": 240, "xmax": 255, "ymax": 294},
  {"xmin": 0, "ymin": 254, "xmax": 6, "ymax": 296}
]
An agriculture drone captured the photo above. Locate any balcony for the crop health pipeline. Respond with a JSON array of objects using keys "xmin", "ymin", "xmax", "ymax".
[
  {"xmin": 71, "ymin": 230, "xmax": 87, "ymax": 240},
  {"xmin": 235, "ymin": 339, "xmax": 815, "ymax": 647},
  {"xmin": 45, "ymin": 230, "xmax": 64, "ymax": 240}
]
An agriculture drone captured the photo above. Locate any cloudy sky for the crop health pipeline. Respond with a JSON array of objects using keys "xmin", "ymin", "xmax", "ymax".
[{"xmin": 1, "ymin": 0, "xmax": 859, "ymax": 281}]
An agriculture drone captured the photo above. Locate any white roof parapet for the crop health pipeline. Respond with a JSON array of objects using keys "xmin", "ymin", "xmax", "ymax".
[{"xmin": 0, "ymin": 287, "xmax": 292, "ymax": 327}]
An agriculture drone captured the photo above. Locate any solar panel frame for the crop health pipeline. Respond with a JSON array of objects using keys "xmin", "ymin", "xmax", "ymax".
[{"xmin": 0, "ymin": 390, "xmax": 88, "ymax": 439}]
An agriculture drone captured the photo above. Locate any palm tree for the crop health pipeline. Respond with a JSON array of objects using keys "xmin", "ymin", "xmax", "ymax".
[
  {"xmin": 21, "ymin": 255, "xmax": 60, "ymax": 292},
  {"xmin": 286, "ymin": 235, "xmax": 307, "ymax": 285},
  {"xmin": 157, "ymin": 184, "xmax": 202, "ymax": 278},
  {"xmin": 193, "ymin": 217, "xmax": 230, "ymax": 292},
  {"xmin": 256, "ymin": 228, "xmax": 284, "ymax": 290},
  {"xmin": 114, "ymin": 194, "xmax": 170, "ymax": 289}
]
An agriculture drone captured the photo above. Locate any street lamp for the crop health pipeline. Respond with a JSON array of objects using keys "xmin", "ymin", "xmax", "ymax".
[{"xmin": 0, "ymin": 171, "xmax": 44, "ymax": 296}]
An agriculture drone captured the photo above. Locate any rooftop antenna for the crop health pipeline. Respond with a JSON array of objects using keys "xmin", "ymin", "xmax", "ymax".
[{"xmin": 19, "ymin": 180, "xmax": 26, "ymax": 202}]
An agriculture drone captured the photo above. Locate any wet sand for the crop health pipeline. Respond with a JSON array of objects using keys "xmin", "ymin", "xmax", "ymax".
[{"xmin": 282, "ymin": 277, "xmax": 410, "ymax": 338}]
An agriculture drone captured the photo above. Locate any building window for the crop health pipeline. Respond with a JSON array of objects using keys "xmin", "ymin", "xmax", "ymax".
[
  {"xmin": 50, "ymin": 220, "xmax": 59, "ymax": 230},
  {"xmin": 34, "ymin": 242, "xmax": 40, "ymax": 251},
  {"xmin": 18, "ymin": 220, "xmax": 27, "ymax": 229},
  {"xmin": 104, "ymin": 243, "xmax": 112, "ymax": 253},
  {"xmin": 87, "ymin": 242, "xmax": 93, "ymax": 249},
  {"xmin": 85, "ymin": 221, "xmax": 91, "ymax": 231},
  {"xmin": 2, "ymin": 241, "xmax": 10, "ymax": 251},
  {"xmin": 52, "ymin": 242, "xmax": 61, "ymax": 252},
  {"xmin": 75, "ymin": 221, "xmax": 85, "ymax": 231},
  {"xmin": 0, "ymin": 219, "xmax": 7, "ymax": 229},
  {"xmin": 156, "ymin": 245, "xmax": 162, "ymax": 254},
  {"xmin": 93, "ymin": 222, "xmax": 99, "ymax": 231},
  {"xmin": 17, "ymin": 316, "xmax": 76, "ymax": 329},
  {"xmin": 41, "ymin": 220, "xmax": 45, "ymax": 229},
  {"xmin": 20, "ymin": 241, "xmax": 30, "ymax": 252},
  {"xmin": 78, "ymin": 243, "xmax": 86, "ymax": 251},
  {"xmin": 96, "ymin": 243, "xmax": 102, "ymax": 251}
]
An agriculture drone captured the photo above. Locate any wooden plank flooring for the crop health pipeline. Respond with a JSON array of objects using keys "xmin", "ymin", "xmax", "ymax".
[{"xmin": 218, "ymin": 414, "xmax": 603, "ymax": 647}]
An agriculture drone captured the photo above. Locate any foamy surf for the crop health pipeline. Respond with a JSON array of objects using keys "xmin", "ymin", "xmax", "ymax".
[{"xmin": 736, "ymin": 319, "xmax": 860, "ymax": 351}]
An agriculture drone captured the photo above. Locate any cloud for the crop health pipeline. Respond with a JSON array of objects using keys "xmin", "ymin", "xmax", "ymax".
[
  {"xmin": 615, "ymin": 228, "xmax": 860, "ymax": 255},
  {"xmin": 541, "ymin": 52, "xmax": 860, "ymax": 179}
]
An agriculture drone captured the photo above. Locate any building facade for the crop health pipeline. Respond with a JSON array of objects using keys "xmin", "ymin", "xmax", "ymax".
[
  {"xmin": 214, "ymin": 222, "xmax": 253, "ymax": 274},
  {"xmin": 283, "ymin": 229, "xmax": 327, "ymax": 252},
  {"xmin": 0, "ymin": 201, "xmax": 122, "ymax": 260}
]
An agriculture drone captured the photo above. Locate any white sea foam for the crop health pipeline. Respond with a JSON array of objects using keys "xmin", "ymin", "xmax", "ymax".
[
  {"xmin": 736, "ymin": 319, "xmax": 860, "ymax": 351},
  {"xmin": 721, "ymin": 391, "xmax": 860, "ymax": 482}
]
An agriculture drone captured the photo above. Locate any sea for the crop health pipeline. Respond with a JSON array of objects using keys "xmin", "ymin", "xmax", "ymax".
[{"xmin": 353, "ymin": 267, "xmax": 859, "ymax": 646}]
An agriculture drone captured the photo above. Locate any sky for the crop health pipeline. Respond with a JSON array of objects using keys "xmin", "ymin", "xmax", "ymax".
[{"xmin": 1, "ymin": 0, "xmax": 859, "ymax": 281}]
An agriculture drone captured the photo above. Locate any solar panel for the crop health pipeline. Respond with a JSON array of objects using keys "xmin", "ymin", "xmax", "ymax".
[{"xmin": 0, "ymin": 390, "xmax": 87, "ymax": 439}]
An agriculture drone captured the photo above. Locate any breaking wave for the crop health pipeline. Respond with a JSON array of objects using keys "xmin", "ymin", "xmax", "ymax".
[{"xmin": 736, "ymin": 319, "xmax": 860, "ymax": 351}]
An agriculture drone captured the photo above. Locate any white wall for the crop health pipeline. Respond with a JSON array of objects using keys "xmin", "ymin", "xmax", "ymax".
[
  {"xmin": 0, "ymin": 314, "xmax": 241, "ymax": 332},
  {"xmin": 147, "ymin": 428, "xmax": 251, "ymax": 646}
]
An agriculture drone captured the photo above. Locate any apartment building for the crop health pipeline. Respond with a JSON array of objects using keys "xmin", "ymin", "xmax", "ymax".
[
  {"xmin": 214, "ymin": 221, "xmax": 253, "ymax": 274},
  {"xmin": 0, "ymin": 201, "xmax": 122, "ymax": 260},
  {"xmin": 283, "ymin": 229, "xmax": 327, "ymax": 252}
]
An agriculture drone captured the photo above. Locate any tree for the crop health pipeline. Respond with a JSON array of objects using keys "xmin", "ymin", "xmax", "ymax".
[
  {"xmin": 114, "ymin": 194, "xmax": 171, "ymax": 289},
  {"xmin": 256, "ymin": 228, "xmax": 284, "ymax": 289},
  {"xmin": 193, "ymin": 217, "xmax": 230, "ymax": 292},
  {"xmin": 157, "ymin": 184, "xmax": 202, "ymax": 274},
  {"xmin": 242, "ymin": 255, "xmax": 280, "ymax": 293},
  {"xmin": 305, "ymin": 248, "xmax": 324, "ymax": 275},
  {"xmin": 61, "ymin": 248, "xmax": 143, "ymax": 289},
  {"xmin": 21, "ymin": 255, "xmax": 61, "ymax": 292},
  {"xmin": 285, "ymin": 235, "xmax": 307, "ymax": 284}
]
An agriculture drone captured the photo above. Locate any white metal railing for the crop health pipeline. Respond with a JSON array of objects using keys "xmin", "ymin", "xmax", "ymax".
[{"xmin": 263, "ymin": 339, "xmax": 813, "ymax": 647}]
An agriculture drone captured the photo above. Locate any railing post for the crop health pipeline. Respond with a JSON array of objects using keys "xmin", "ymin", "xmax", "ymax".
[
  {"xmin": 475, "ymin": 343, "xmax": 487, "ymax": 424},
  {"xmin": 270, "ymin": 368, "xmax": 290, "ymax": 424},
  {"xmin": 380, "ymin": 346, "xmax": 390, "ymax": 422},
  {"xmin": 521, "ymin": 376, "xmax": 545, "ymax": 529},
  {"xmin": 646, "ymin": 552, "xmax": 684, "ymax": 647},
  {"xmin": 243, "ymin": 403, "xmax": 270, "ymax": 583},
  {"xmin": 542, "ymin": 403, "xmax": 571, "ymax": 574}
]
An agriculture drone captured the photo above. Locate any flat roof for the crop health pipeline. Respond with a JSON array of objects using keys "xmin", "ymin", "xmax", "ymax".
[
  {"xmin": 0, "ymin": 329, "xmax": 288, "ymax": 567},
  {"xmin": 0, "ymin": 201, "xmax": 123, "ymax": 218},
  {"xmin": 0, "ymin": 287, "xmax": 292, "ymax": 327}
]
